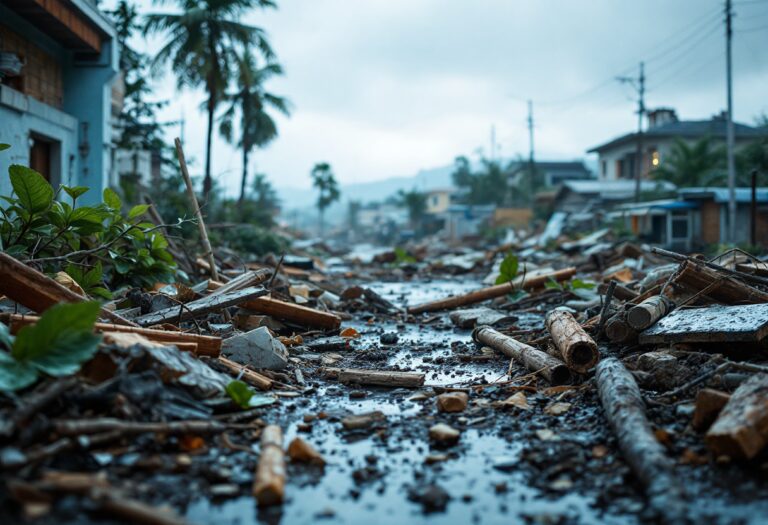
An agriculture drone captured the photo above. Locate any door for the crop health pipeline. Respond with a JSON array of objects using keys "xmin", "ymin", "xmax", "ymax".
[{"xmin": 29, "ymin": 137, "xmax": 51, "ymax": 181}]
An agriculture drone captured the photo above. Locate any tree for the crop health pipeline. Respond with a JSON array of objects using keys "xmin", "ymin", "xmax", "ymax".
[
  {"xmin": 396, "ymin": 188, "xmax": 427, "ymax": 231},
  {"xmin": 737, "ymin": 115, "xmax": 768, "ymax": 185},
  {"xmin": 146, "ymin": 0, "xmax": 276, "ymax": 200},
  {"xmin": 451, "ymin": 156, "xmax": 509, "ymax": 205},
  {"xmin": 651, "ymin": 137, "xmax": 725, "ymax": 188},
  {"xmin": 310, "ymin": 163, "xmax": 340, "ymax": 236},
  {"xmin": 219, "ymin": 50, "xmax": 290, "ymax": 203}
]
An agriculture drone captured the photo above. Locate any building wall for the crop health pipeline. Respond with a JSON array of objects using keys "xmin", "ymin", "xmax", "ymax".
[
  {"xmin": 0, "ymin": 25, "xmax": 63, "ymax": 108},
  {"xmin": 699, "ymin": 201, "xmax": 720, "ymax": 244},
  {"xmin": 426, "ymin": 191, "xmax": 451, "ymax": 214}
]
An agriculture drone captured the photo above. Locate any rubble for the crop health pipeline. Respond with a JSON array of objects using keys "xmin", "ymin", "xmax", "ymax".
[{"xmin": 221, "ymin": 326, "xmax": 289, "ymax": 370}]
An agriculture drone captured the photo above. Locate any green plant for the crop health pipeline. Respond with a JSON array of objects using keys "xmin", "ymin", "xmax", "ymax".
[
  {"xmin": 545, "ymin": 278, "xmax": 596, "ymax": 292},
  {"xmin": 0, "ymin": 164, "xmax": 179, "ymax": 290},
  {"xmin": 225, "ymin": 380, "xmax": 275, "ymax": 409},
  {"xmin": 495, "ymin": 252, "xmax": 519, "ymax": 285},
  {"xmin": 393, "ymin": 247, "xmax": 417, "ymax": 265},
  {"xmin": 0, "ymin": 302, "xmax": 102, "ymax": 391}
]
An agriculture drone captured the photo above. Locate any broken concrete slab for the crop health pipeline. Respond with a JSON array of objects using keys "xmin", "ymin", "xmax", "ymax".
[
  {"xmin": 639, "ymin": 304, "xmax": 768, "ymax": 345},
  {"xmin": 449, "ymin": 307, "xmax": 516, "ymax": 329},
  {"xmin": 222, "ymin": 326, "xmax": 289, "ymax": 370}
]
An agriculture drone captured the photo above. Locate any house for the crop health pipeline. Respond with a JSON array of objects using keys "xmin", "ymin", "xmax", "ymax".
[
  {"xmin": 444, "ymin": 204, "xmax": 496, "ymax": 241},
  {"xmin": 507, "ymin": 160, "xmax": 593, "ymax": 189},
  {"xmin": 589, "ymin": 108, "xmax": 768, "ymax": 181},
  {"xmin": 425, "ymin": 188, "xmax": 454, "ymax": 215},
  {"xmin": 0, "ymin": 0, "xmax": 119, "ymax": 205},
  {"xmin": 552, "ymin": 179, "xmax": 676, "ymax": 214},
  {"xmin": 614, "ymin": 187, "xmax": 768, "ymax": 251}
]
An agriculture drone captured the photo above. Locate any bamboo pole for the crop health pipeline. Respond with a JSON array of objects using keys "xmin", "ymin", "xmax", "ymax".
[
  {"xmin": 472, "ymin": 326, "xmax": 570, "ymax": 385},
  {"xmin": 407, "ymin": 267, "xmax": 577, "ymax": 314},
  {"xmin": 175, "ymin": 137, "xmax": 218, "ymax": 282},
  {"xmin": 545, "ymin": 309, "xmax": 599, "ymax": 373}
]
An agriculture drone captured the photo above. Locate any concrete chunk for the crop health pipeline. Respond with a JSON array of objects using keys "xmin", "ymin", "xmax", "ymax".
[{"xmin": 222, "ymin": 327, "xmax": 288, "ymax": 370}]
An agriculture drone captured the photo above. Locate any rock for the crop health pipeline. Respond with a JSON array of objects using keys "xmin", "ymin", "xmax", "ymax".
[
  {"xmin": 544, "ymin": 402, "xmax": 572, "ymax": 416},
  {"xmin": 449, "ymin": 307, "xmax": 516, "ymax": 329},
  {"xmin": 429, "ymin": 423, "xmax": 460, "ymax": 444},
  {"xmin": 287, "ymin": 437, "xmax": 325, "ymax": 465},
  {"xmin": 222, "ymin": 327, "xmax": 288, "ymax": 370},
  {"xmin": 436, "ymin": 392, "xmax": 469, "ymax": 413},
  {"xmin": 692, "ymin": 389, "xmax": 731, "ymax": 432},
  {"xmin": 492, "ymin": 455, "xmax": 517, "ymax": 472},
  {"xmin": 342, "ymin": 411, "xmax": 386, "ymax": 431},
  {"xmin": 407, "ymin": 483, "xmax": 451, "ymax": 512},
  {"xmin": 380, "ymin": 332, "xmax": 399, "ymax": 345}
]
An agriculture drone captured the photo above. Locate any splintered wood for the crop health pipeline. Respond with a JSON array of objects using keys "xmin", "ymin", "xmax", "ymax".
[
  {"xmin": 325, "ymin": 367, "xmax": 425, "ymax": 388},
  {"xmin": 596, "ymin": 358, "xmax": 687, "ymax": 523},
  {"xmin": 706, "ymin": 374, "xmax": 768, "ymax": 459},
  {"xmin": 253, "ymin": 425, "xmax": 286, "ymax": 507},
  {"xmin": 545, "ymin": 309, "xmax": 599, "ymax": 374},
  {"xmin": 472, "ymin": 326, "xmax": 570, "ymax": 385},
  {"xmin": 241, "ymin": 296, "xmax": 341, "ymax": 330},
  {"xmin": 407, "ymin": 267, "xmax": 576, "ymax": 314},
  {"xmin": 627, "ymin": 296, "xmax": 672, "ymax": 330}
]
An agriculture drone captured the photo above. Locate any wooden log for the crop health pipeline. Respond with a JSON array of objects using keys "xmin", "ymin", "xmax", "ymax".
[
  {"xmin": 671, "ymin": 259, "xmax": 768, "ymax": 304},
  {"xmin": 175, "ymin": 137, "xmax": 218, "ymax": 281},
  {"xmin": 604, "ymin": 311, "xmax": 637, "ymax": 344},
  {"xmin": 216, "ymin": 356, "xmax": 273, "ymax": 390},
  {"xmin": 253, "ymin": 425, "xmax": 286, "ymax": 507},
  {"xmin": 596, "ymin": 358, "xmax": 687, "ymax": 523},
  {"xmin": 240, "ymin": 296, "xmax": 341, "ymax": 330},
  {"xmin": 407, "ymin": 267, "xmax": 577, "ymax": 314},
  {"xmin": 3, "ymin": 314, "xmax": 221, "ymax": 357},
  {"xmin": 325, "ymin": 367, "xmax": 425, "ymax": 388},
  {"xmin": 706, "ymin": 373, "xmax": 768, "ymax": 459},
  {"xmin": 472, "ymin": 326, "xmax": 570, "ymax": 385},
  {"xmin": 208, "ymin": 269, "xmax": 273, "ymax": 297},
  {"xmin": 627, "ymin": 296, "xmax": 672, "ymax": 330},
  {"xmin": 545, "ymin": 309, "xmax": 599, "ymax": 374},
  {"xmin": 0, "ymin": 252, "xmax": 136, "ymax": 327},
  {"xmin": 134, "ymin": 287, "xmax": 267, "ymax": 327}
]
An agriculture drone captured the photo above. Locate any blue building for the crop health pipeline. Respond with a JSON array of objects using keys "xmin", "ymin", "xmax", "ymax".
[{"xmin": 0, "ymin": 0, "xmax": 119, "ymax": 205}]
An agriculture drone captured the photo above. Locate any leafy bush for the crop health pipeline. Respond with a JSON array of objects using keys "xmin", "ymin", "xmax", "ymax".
[
  {"xmin": 0, "ymin": 163, "xmax": 178, "ymax": 290},
  {"xmin": 213, "ymin": 224, "xmax": 288, "ymax": 257}
]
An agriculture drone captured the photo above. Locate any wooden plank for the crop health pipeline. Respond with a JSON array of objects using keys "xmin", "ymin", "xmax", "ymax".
[
  {"xmin": 0, "ymin": 252, "xmax": 136, "ymax": 327},
  {"xmin": 240, "ymin": 296, "xmax": 341, "ymax": 330},
  {"xmin": 325, "ymin": 367, "xmax": 425, "ymax": 388},
  {"xmin": 134, "ymin": 286, "xmax": 268, "ymax": 327},
  {"xmin": 706, "ymin": 374, "xmax": 768, "ymax": 459},
  {"xmin": 639, "ymin": 304, "xmax": 768, "ymax": 344}
]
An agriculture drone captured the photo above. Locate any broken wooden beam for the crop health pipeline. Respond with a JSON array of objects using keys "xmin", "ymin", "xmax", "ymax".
[
  {"xmin": 207, "ymin": 269, "xmax": 273, "ymax": 296},
  {"xmin": 325, "ymin": 367, "xmax": 425, "ymax": 388},
  {"xmin": 3, "ymin": 313, "xmax": 221, "ymax": 357},
  {"xmin": 407, "ymin": 267, "xmax": 577, "ymax": 314},
  {"xmin": 627, "ymin": 296, "xmax": 672, "ymax": 331},
  {"xmin": 253, "ymin": 425, "xmax": 286, "ymax": 507},
  {"xmin": 0, "ymin": 252, "xmax": 136, "ymax": 327},
  {"xmin": 216, "ymin": 356, "xmax": 273, "ymax": 390},
  {"xmin": 240, "ymin": 296, "xmax": 341, "ymax": 330},
  {"xmin": 545, "ymin": 309, "xmax": 599, "ymax": 374},
  {"xmin": 596, "ymin": 358, "xmax": 687, "ymax": 523},
  {"xmin": 472, "ymin": 326, "xmax": 570, "ymax": 385},
  {"xmin": 706, "ymin": 373, "xmax": 768, "ymax": 459},
  {"xmin": 670, "ymin": 259, "xmax": 768, "ymax": 304},
  {"xmin": 638, "ymin": 303, "xmax": 768, "ymax": 345},
  {"xmin": 134, "ymin": 286, "xmax": 268, "ymax": 327}
]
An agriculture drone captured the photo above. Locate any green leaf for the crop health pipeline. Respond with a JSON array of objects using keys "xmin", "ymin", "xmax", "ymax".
[
  {"xmin": 226, "ymin": 380, "xmax": 254, "ymax": 409},
  {"xmin": 69, "ymin": 206, "xmax": 107, "ymax": 225},
  {"xmin": 103, "ymin": 188, "xmax": 121, "ymax": 210},
  {"xmin": 9, "ymin": 165, "xmax": 54, "ymax": 214},
  {"xmin": 570, "ymin": 279, "xmax": 595, "ymax": 290},
  {"xmin": 89, "ymin": 287, "xmax": 113, "ymax": 300},
  {"xmin": 0, "ymin": 352, "xmax": 38, "ymax": 392},
  {"xmin": 128, "ymin": 204, "xmax": 150, "ymax": 220},
  {"xmin": 62, "ymin": 186, "xmax": 89, "ymax": 201},
  {"xmin": 0, "ymin": 323, "xmax": 13, "ymax": 352},
  {"xmin": 544, "ymin": 278, "xmax": 562, "ymax": 290},
  {"xmin": 12, "ymin": 301, "xmax": 102, "ymax": 376},
  {"xmin": 495, "ymin": 253, "xmax": 519, "ymax": 285},
  {"xmin": 0, "ymin": 143, "xmax": 10, "ymax": 151}
]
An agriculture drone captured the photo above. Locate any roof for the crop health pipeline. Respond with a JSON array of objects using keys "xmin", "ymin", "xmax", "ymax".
[
  {"xmin": 678, "ymin": 187, "xmax": 768, "ymax": 203},
  {"xmin": 588, "ymin": 119, "xmax": 768, "ymax": 153},
  {"xmin": 559, "ymin": 179, "xmax": 676, "ymax": 200},
  {"xmin": 508, "ymin": 160, "xmax": 591, "ymax": 174}
]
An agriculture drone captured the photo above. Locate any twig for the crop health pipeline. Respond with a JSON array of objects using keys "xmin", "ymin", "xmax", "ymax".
[
  {"xmin": 267, "ymin": 252, "xmax": 285, "ymax": 290},
  {"xmin": 654, "ymin": 360, "xmax": 768, "ymax": 401},
  {"xmin": 597, "ymin": 280, "xmax": 617, "ymax": 338}
]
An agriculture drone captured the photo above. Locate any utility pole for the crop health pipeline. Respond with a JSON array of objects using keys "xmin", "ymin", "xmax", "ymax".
[
  {"xmin": 527, "ymin": 100, "xmax": 535, "ymax": 199},
  {"xmin": 490, "ymin": 124, "xmax": 497, "ymax": 161},
  {"xmin": 725, "ymin": 0, "xmax": 737, "ymax": 243},
  {"xmin": 618, "ymin": 62, "xmax": 645, "ymax": 203}
]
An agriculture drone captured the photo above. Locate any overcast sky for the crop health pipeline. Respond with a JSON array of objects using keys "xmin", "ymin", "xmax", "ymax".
[{"xmin": 121, "ymin": 0, "xmax": 768, "ymax": 193}]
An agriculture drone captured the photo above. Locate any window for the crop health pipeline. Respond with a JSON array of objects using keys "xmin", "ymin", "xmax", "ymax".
[{"xmin": 651, "ymin": 149, "xmax": 660, "ymax": 168}]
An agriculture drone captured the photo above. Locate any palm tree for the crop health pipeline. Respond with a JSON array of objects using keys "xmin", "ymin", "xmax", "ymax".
[
  {"xmin": 146, "ymin": 0, "xmax": 276, "ymax": 200},
  {"xmin": 396, "ymin": 188, "xmax": 427, "ymax": 232},
  {"xmin": 219, "ymin": 50, "xmax": 290, "ymax": 202},
  {"xmin": 651, "ymin": 137, "xmax": 726, "ymax": 188},
  {"xmin": 310, "ymin": 163, "xmax": 340, "ymax": 237}
]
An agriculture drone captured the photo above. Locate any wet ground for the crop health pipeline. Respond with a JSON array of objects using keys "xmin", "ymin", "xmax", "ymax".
[{"xmin": 183, "ymin": 279, "xmax": 768, "ymax": 525}]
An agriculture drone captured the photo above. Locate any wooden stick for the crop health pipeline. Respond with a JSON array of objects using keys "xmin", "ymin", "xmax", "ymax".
[
  {"xmin": 545, "ymin": 309, "xmax": 599, "ymax": 373},
  {"xmin": 253, "ymin": 425, "xmax": 285, "ymax": 507},
  {"xmin": 670, "ymin": 259, "xmax": 768, "ymax": 304},
  {"xmin": 208, "ymin": 269, "xmax": 272, "ymax": 297},
  {"xmin": 54, "ymin": 418, "xmax": 229, "ymax": 436},
  {"xmin": 3, "ymin": 313, "xmax": 221, "ymax": 356},
  {"xmin": 0, "ymin": 252, "xmax": 136, "ymax": 327},
  {"xmin": 134, "ymin": 286, "xmax": 267, "ymax": 327},
  {"xmin": 652, "ymin": 246, "xmax": 768, "ymax": 288},
  {"xmin": 175, "ymin": 137, "xmax": 218, "ymax": 281},
  {"xmin": 241, "ymin": 296, "xmax": 341, "ymax": 330},
  {"xmin": 626, "ymin": 295, "xmax": 672, "ymax": 331},
  {"xmin": 596, "ymin": 358, "xmax": 687, "ymax": 524},
  {"xmin": 596, "ymin": 280, "xmax": 617, "ymax": 338},
  {"xmin": 472, "ymin": 326, "xmax": 570, "ymax": 385},
  {"xmin": 217, "ymin": 356, "xmax": 273, "ymax": 390},
  {"xmin": 324, "ymin": 367, "xmax": 425, "ymax": 388},
  {"xmin": 407, "ymin": 267, "xmax": 577, "ymax": 314},
  {"xmin": 706, "ymin": 373, "xmax": 768, "ymax": 459}
]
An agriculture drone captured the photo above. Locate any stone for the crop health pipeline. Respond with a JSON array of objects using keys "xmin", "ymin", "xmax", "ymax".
[
  {"xmin": 222, "ymin": 326, "xmax": 288, "ymax": 370},
  {"xmin": 287, "ymin": 437, "xmax": 325, "ymax": 465},
  {"xmin": 436, "ymin": 392, "xmax": 469, "ymax": 413},
  {"xmin": 429, "ymin": 423, "xmax": 460, "ymax": 444},
  {"xmin": 449, "ymin": 307, "xmax": 516, "ymax": 329}
]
